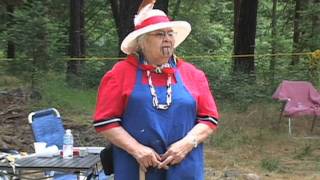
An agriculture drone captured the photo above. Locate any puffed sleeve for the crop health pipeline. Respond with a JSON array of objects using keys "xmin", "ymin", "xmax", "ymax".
[
  {"xmin": 196, "ymin": 71, "xmax": 219, "ymax": 129},
  {"xmin": 93, "ymin": 70, "xmax": 124, "ymax": 132}
]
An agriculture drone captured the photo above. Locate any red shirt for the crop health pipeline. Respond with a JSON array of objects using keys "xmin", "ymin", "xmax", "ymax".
[{"xmin": 93, "ymin": 55, "xmax": 219, "ymax": 132}]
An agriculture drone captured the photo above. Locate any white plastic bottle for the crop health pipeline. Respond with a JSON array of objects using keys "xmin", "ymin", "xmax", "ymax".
[{"xmin": 63, "ymin": 129, "xmax": 74, "ymax": 159}]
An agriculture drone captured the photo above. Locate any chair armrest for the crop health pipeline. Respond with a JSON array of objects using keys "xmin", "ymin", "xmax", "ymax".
[
  {"xmin": 278, "ymin": 98, "xmax": 291, "ymax": 102},
  {"xmin": 28, "ymin": 108, "xmax": 60, "ymax": 124},
  {"xmin": 310, "ymin": 95, "xmax": 320, "ymax": 104}
]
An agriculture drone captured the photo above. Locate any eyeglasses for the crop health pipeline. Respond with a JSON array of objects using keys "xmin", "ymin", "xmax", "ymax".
[{"xmin": 148, "ymin": 31, "xmax": 177, "ymax": 39}]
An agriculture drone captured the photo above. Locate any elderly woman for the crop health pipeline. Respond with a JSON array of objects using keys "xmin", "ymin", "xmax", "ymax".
[{"xmin": 93, "ymin": 1, "xmax": 219, "ymax": 180}]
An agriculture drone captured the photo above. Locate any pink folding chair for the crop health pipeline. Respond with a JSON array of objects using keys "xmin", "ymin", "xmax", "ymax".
[{"xmin": 272, "ymin": 80, "xmax": 320, "ymax": 135}]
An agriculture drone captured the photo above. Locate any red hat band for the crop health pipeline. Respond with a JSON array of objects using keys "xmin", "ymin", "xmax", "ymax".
[{"xmin": 135, "ymin": 16, "xmax": 170, "ymax": 30}]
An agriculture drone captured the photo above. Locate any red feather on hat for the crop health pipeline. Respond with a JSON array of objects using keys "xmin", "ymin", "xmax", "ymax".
[
  {"xmin": 138, "ymin": 0, "xmax": 156, "ymax": 13},
  {"xmin": 135, "ymin": 0, "xmax": 156, "ymax": 26}
]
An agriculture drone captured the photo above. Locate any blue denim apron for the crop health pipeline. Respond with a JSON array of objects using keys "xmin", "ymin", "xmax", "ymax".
[{"xmin": 113, "ymin": 65, "xmax": 204, "ymax": 180}]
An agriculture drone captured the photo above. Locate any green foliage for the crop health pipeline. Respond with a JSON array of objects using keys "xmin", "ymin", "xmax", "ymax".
[
  {"xmin": 298, "ymin": 2, "xmax": 320, "ymax": 51},
  {"xmin": 0, "ymin": 0, "xmax": 319, "ymax": 110},
  {"xmin": 34, "ymin": 72, "xmax": 97, "ymax": 114},
  {"xmin": 211, "ymin": 124, "xmax": 253, "ymax": 148},
  {"xmin": 190, "ymin": 58, "xmax": 266, "ymax": 110},
  {"xmin": 294, "ymin": 143, "xmax": 313, "ymax": 160},
  {"xmin": 0, "ymin": 5, "xmax": 7, "ymax": 56},
  {"xmin": 261, "ymin": 158, "xmax": 280, "ymax": 172},
  {"xmin": 171, "ymin": 0, "xmax": 233, "ymax": 56},
  {"xmin": 85, "ymin": 0, "xmax": 118, "ymax": 57},
  {"xmin": 0, "ymin": 74, "xmax": 23, "ymax": 89},
  {"xmin": 5, "ymin": 0, "xmax": 67, "ymax": 80},
  {"xmin": 81, "ymin": 59, "xmax": 117, "ymax": 88}
]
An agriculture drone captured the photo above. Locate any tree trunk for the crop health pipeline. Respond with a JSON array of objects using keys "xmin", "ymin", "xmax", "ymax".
[
  {"xmin": 270, "ymin": 0, "xmax": 278, "ymax": 85},
  {"xmin": 110, "ymin": 0, "xmax": 168, "ymax": 56},
  {"xmin": 67, "ymin": 0, "xmax": 85, "ymax": 86},
  {"xmin": 6, "ymin": 5, "xmax": 15, "ymax": 59},
  {"xmin": 291, "ymin": 0, "xmax": 301, "ymax": 65},
  {"xmin": 80, "ymin": 0, "xmax": 85, "ymax": 56},
  {"xmin": 233, "ymin": 0, "xmax": 258, "ymax": 74}
]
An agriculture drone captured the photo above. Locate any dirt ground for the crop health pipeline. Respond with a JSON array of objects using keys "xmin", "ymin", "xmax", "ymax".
[{"xmin": 0, "ymin": 88, "xmax": 107, "ymax": 153}]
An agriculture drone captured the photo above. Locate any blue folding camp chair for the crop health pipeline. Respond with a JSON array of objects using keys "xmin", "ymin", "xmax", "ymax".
[
  {"xmin": 28, "ymin": 108, "xmax": 65, "ymax": 149},
  {"xmin": 28, "ymin": 108, "xmax": 85, "ymax": 179},
  {"xmin": 28, "ymin": 108, "xmax": 70, "ymax": 179},
  {"xmin": 28, "ymin": 108, "xmax": 108, "ymax": 180}
]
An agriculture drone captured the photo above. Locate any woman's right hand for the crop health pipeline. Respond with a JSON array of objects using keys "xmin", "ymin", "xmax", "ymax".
[
  {"xmin": 100, "ymin": 127, "xmax": 162, "ymax": 172},
  {"xmin": 132, "ymin": 144, "xmax": 162, "ymax": 172}
]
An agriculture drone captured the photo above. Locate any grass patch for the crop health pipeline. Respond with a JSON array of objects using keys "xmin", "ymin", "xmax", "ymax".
[
  {"xmin": 32, "ymin": 73, "xmax": 97, "ymax": 123},
  {"xmin": 210, "ymin": 102, "xmax": 282, "ymax": 148},
  {"xmin": 294, "ymin": 143, "xmax": 313, "ymax": 160},
  {"xmin": 261, "ymin": 158, "xmax": 280, "ymax": 172},
  {"xmin": 0, "ymin": 75, "xmax": 24, "ymax": 89}
]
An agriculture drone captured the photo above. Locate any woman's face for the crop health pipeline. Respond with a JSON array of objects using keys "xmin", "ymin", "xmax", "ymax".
[{"xmin": 141, "ymin": 28, "xmax": 176, "ymax": 63}]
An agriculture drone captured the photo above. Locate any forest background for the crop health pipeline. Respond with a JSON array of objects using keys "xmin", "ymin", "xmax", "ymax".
[{"xmin": 0, "ymin": 0, "xmax": 320, "ymax": 179}]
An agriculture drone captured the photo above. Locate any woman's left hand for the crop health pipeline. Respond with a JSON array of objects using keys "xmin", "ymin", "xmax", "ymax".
[{"xmin": 158, "ymin": 136, "xmax": 194, "ymax": 169}]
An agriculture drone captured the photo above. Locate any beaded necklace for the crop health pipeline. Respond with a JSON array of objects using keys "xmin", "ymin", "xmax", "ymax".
[{"xmin": 142, "ymin": 59, "xmax": 175, "ymax": 110}]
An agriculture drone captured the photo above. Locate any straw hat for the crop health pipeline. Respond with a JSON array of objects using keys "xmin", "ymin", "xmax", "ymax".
[{"xmin": 120, "ymin": 1, "xmax": 191, "ymax": 55}]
